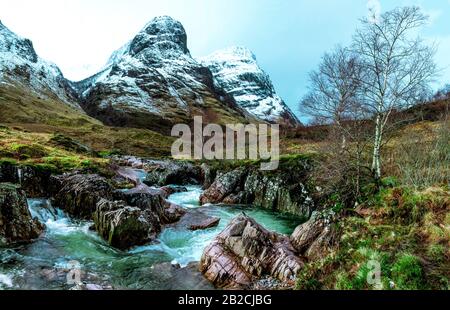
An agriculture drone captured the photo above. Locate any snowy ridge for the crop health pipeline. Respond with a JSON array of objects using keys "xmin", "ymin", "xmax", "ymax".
[
  {"xmin": 73, "ymin": 16, "xmax": 244, "ymax": 132},
  {"xmin": 1, "ymin": 17, "xmax": 300, "ymax": 130},
  {"xmin": 0, "ymin": 21, "xmax": 80, "ymax": 109},
  {"xmin": 199, "ymin": 46, "xmax": 299, "ymax": 125}
]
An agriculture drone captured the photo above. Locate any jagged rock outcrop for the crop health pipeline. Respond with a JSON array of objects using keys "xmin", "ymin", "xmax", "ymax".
[
  {"xmin": 0, "ymin": 20, "xmax": 80, "ymax": 109},
  {"xmin": 0, "ymin": 183, "xmax": 43, "ymax": 245},
  {"xmin": 121, "ymin": 183, "xmax": 186, "ymax": 224},
  {"xmin": 200, "ymin": 158, "xmax": 315, "ymax": 218},
  {"xmin": 51, "ymin": 174, "xmax": 115, "ymax": 219},
  {"xmin": 290, "ymin": 211, "xmax": 338, "ymax": 260},
  {"xmin": 200, "ymin": 214, "xmax": 304, "ymax": 289},
  {"xmin": 200, "ymin": 168, "xmax": 248, "ymax": 204},
  {"xmin": 200, "ymin": 46, "xmax": 300, "ymax": 127},
  {"xmin": 74, "ymin": 16, "xmax": 248, "ymax": 134}
]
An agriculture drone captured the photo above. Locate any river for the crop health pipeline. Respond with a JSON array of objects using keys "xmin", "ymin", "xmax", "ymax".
[{"xmin": 0, "ymin": 184, "xmax": 300, "ymax": 290}]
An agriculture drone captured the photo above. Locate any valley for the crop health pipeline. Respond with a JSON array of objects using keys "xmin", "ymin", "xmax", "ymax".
[{"xmin": 0, "ymin": 8, "xmax": 448, "ymax": 292}]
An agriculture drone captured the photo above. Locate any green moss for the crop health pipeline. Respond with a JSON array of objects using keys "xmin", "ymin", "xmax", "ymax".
[
  {"xmin": 391, "ymin": 253, "xmax": 424, "ymax": 290},
  {"xmin": 23, "ymin": 162, "xmax": 60, "ymax": 174},
  {"xmin": 0, "ymin": 158, "xmax": 18, "ymax": 165},
  {"xmin": 427, "ymin": 244, "xmax": 446, "ymax": 262},
  {"xmin": 49, "ymin": 133, "xmax": 93, "ymax": 154},
  {"xmin": 9, "ymin": 143, "xmax": 48, "ymax": 159}
]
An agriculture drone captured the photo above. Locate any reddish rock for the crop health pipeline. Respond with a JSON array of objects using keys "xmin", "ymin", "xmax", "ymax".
[
  {"xmin": 189, "ymin": 216, "xmax": 220, "ymax": 231},
  {"xmin": 200, "ymin": 214, "xmax": 304, "ymax": 289},
  {"xmin": 200, "ymin": 168, "xmax": 247, "ymax": 205}
]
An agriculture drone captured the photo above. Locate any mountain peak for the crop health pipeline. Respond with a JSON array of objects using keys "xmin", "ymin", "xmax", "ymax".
[
  {"xmin": 207, "ymin": 46, "xmax": 257, "ymax": 62},
  {"xmin": 200, "ymin": 47, "xmax": 300, "ymax": 126},
  {"xmin": 127, "ymin": 16, "xmax": 190, "ymax": 58},
  {"xmin": 0, "ymin": 21, "xmax": 80, "ymax": 109},
  {"xmin": 142, "ymin": 16, "xmax": 184, "ymax": 35},
  {"xmin": 0, "ymin": 21, "xmax": 38, "ymax": 64}
]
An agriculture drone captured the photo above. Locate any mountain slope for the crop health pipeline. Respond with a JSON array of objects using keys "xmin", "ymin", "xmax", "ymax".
[
  {"xmin": 0, "ymin": 20, "xmax": 80, "ymax": 110},
  {"xmin": 74, "ymin": 16, "xmax": 250, "ymax": 134},
  {"xmin": 200, "ymin": 47, "xmax": 300, "ymax": 127}
]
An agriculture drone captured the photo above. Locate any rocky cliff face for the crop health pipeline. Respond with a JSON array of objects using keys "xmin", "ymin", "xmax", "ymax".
[
  {"xmin": 200, "ymin": 156, "xmax": 315, "ymax": 218},
  {"xmin": 0, "ymin": 21, "xmax": 80, "ymax": 109},
  {"xmin": 74, "ymin": 16, "xmax": 249, "ymax": 133},
  {"xmin": 199, "ymin": 47, "xmax": 300, "ymax": 127}
]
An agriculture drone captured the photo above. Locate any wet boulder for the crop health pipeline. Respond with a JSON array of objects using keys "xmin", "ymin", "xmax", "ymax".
[
  {"xmin": 122, "ymin": 184, "xmax": 186, "ymax": 224},
  {"xmin": 0, "ymin": 183, "xmax": 43, "ymax": 246},
  {"xmin": 159, "ymin": 185, "xmax": 188, "ymax": 198},
  {"xmin": 51, "ymin": 174, "xmax": 115, "ymax": 219},
  {"xmin": 171, "ymin": 209, "xmax": 220, "ymax": 231},
  {"xmin": 143, "ymin": 161, "xmax": 203, "ymax": 186},
  {"xmin": 200, "ymin": 214, "xmax": 304, "ymax": 289},
  {"xmin": 113, "ymin": 166, "xmax": 145, "ymax": 186},
  {"xmin": 93, "ymin": 199, "xmax": 156, "ymax": 250},
  {"xmin": 163, "ymin": 202, "xmax": 187, "ymax": 224},
  {"xmin": 0, "ymin": 163, "xmax": 54, "ymax": 198},
  {"xmin": 93, "ymin": 184, "xmax": 188, "ymax": 249}
]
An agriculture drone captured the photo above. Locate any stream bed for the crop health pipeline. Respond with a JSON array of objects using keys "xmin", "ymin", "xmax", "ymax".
[{"xmin": 0, "ymin": 186, "xmax": 300, "ymax": 290}]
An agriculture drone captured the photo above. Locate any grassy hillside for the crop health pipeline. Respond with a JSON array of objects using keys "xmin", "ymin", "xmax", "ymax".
[
  {"xmin": 296, "ymin": 186, "xmax": 449, "ymax": 290},
  {"xmin": 0, "ymin": 82, "xmax": 174, "ymax": 158}
]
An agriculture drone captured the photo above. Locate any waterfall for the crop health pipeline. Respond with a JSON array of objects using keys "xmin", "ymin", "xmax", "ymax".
[
  {"xmin": 17, "ymin": 167, "xmax": 23, "ymax": 185},
  {"xmin": 27, "ymin": 199, "xmax": 61, "ymax": 223}
]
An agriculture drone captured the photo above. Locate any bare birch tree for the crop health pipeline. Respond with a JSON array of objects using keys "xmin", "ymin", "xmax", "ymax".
[
  {"xmin": 300, "ymin": 45, "xmax": 364, "ymax": 149},
  {"xmin": 300, "ymin": 46, "xmax": 373, "ymax": 205},
  {"xmin": 353, "ymin": 6, "xmax": 437, "ymax": 181}
]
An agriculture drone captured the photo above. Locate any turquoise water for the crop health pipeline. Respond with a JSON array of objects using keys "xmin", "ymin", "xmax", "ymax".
[{"xmin": 0, "ymin": 186, "xmax": 301, "ymax": 290}]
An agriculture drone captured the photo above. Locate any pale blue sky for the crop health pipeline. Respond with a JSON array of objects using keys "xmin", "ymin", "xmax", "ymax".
[{"xmin": 0, "ymin": 0, "xmax": 449, "ymax": 120}]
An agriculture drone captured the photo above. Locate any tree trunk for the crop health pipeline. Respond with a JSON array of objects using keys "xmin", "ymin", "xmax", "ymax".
[
  {"xmin": 372, "ymin": 114, "xmax": 382, "ymax": 181},
  {"xmin": 341, "ymin": 134, "xmax": 347, "ymax": 151}
]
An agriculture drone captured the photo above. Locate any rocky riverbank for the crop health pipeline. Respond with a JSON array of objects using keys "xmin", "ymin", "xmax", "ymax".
[
  {"xmin": 115, "ymin": 154, "xmax": 317, "ymax": 218},
  {"xmin": 0, "ymin": 156, "xmax": 338, "ymax": 290}
]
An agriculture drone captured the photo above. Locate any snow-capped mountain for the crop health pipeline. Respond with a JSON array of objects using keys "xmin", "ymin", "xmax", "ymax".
[
  {"xmin": 74, "ymin": 16, "xmax": 249, "ymax": 133},
  {"xmin": 199, "ymin": 47, "xmax": 299, "ymax": 126},
  {"xmin": 0, "ymin": 20, "xmax": 80, "ymax": 109},
  {"xmin": 1, "ymin": 16, "xmax": 300, "ymax": 133}
]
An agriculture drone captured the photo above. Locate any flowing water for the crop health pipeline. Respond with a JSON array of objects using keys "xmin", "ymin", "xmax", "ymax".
[{"xmin": 0, "ymin": 184, "xmax": 301, "ymax": 290}]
